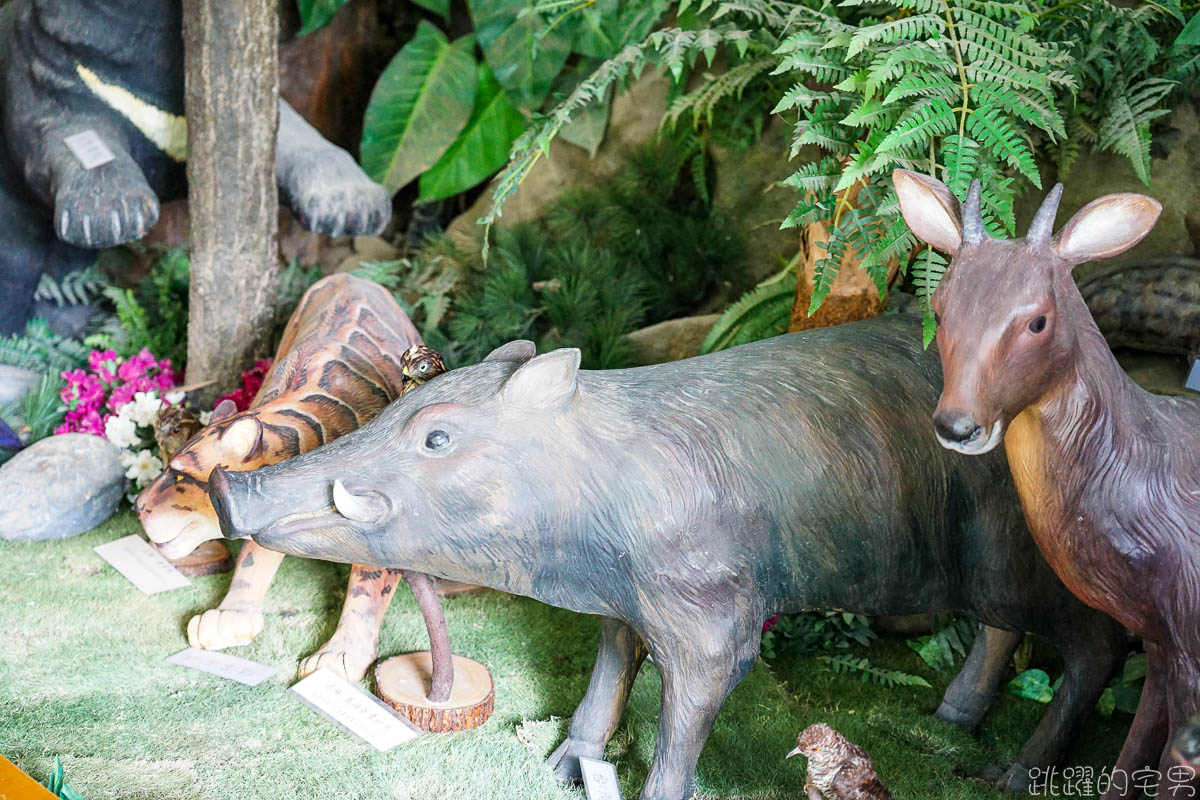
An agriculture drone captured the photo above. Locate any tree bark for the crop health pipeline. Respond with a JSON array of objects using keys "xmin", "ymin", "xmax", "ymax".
[{"xmin": 182, "ymin": 0, "xmax": 279, "ymax": 403}]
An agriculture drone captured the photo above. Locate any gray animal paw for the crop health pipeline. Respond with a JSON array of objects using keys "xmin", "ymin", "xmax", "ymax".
[
  {"xmin": 547, "ymin": 737, "xmax": 605, "ymax": 784},
  {"xmin": 54, "ymin": 164, "xmax": 159, "ymax": 249},
  {"xmin": 279, "ymin": 149, "xmax": 391, "ymax": 238}
]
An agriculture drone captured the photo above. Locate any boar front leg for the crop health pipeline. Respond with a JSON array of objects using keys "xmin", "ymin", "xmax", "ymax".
[
  {"xmin": 188, "ymin": 541, "xmax": 285, "ymax": 649},
  {"xmin": 936, "ymin": 624, "xmax": 1022, "ymax": 729},
  {"xmin": 640, "ymin": 613, "xmax": 761, "ymax": 800},
  {"xmin": 297, "ymin": 566, "xmax": 404, "ymax": 682},
  {"xmin": 549, "ymin": 617, "xmax": 648, "ymax": 783}
]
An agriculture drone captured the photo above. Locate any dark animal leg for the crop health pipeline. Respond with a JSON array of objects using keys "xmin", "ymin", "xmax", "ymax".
[
  {"xmin": 548, "ymin": 617, "xmax": 647, "ymax": 784},
  {"xmin": 32, "ymin": 118, "xmax": 159, "ymax": 249},
  {"xmin": 297, "ymin": 565, "xmax": 404, "ymax": 682},
  {"xmin": 1158, "ymin": 651, "xmax": 1200, "ymax": 795},
  {"xmin": 1104, "ymin": 643, "xmax": 1169, "ymax": 800},
  {"xmin": 1001, "ymin": 620, "xmax": 1125, "ymax": 792},
  {"xmin": 275, "ymin": 100, "xmax": 391, "ymax": 237},
  {"xmin": 639, "ymin": 616, "xmax": 761, "ymax": 800},
  {"xmin": 402, "ymin": 569, "xmax": 454, "ymax": 703},
  {"xmin": 936, "ymin": 624, "xmax": 1022, "ymax": 730}
]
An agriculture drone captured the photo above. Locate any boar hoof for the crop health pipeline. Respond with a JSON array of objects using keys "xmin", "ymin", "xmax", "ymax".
[
  {"xmin": 996, "ymin": 763, "xmax": 1033, "ymax": 793},
  {"xmin": 547, "ymin": 738, "xmax": 604, "ymax": 784},
  {"xmin": 297, "ymin": 645, "xmax": 374, "ymax": 683},
  {"xmin": 186, "ymin": 607, "xmax": 265, "ymax": 650}
]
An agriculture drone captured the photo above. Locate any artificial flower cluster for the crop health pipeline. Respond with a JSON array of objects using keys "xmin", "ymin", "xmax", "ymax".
[
  {"xmin": 56, "ymin": 348, "xmax": 180, "ymax": 490},
  {"xmin": 216, "ymin": 358, "xmax": 273, "ymax": 412}
]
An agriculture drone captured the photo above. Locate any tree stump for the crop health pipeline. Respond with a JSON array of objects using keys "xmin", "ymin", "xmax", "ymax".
[{"xmin": 375, "ymin": 653, "xmax": 494, "ymax": 733}]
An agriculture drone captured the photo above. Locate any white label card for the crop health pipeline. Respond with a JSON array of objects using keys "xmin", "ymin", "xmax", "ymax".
[
  {"xmin": 63, "ymin": 129, "xmax": 116, "ymax": 170},
  {"xmin": 579, "ymin": 757, "xmax": 622, "ymax": 800},
  {"xmin": 165, "ymin": 648, "xmax": 277, "ymax": 686},
  {"xmin": 290, "ymin": 668, "xmax": 421, "ymax": 751},
  {"xmin": 93, "ymin": 534, "xmax": 190, "ymax": 595},
  {"xmin": 1187, "ymin": 361, "xmax": 1199, "ymax": 393}
]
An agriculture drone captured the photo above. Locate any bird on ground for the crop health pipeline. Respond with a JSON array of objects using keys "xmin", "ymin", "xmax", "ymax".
[{"xmin": 788, "ymin": 723, "xmax": 893, "ymax": 800}]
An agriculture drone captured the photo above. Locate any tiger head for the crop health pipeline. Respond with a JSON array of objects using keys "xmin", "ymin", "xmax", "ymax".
[{"xmin": 136, "ymin": 399, "xmax": 309, "ymax": 558}]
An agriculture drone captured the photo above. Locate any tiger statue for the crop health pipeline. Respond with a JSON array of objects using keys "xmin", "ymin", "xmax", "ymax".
[{"xmin": 136, "ymin": 273, "xmax": 436, "ymax": 681}]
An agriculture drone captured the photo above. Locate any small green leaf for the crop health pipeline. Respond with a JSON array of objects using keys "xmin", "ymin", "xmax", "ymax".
[
  {"xmin": 296, "ymin": 0, "xmax": 350, "ymax": 36},
  {"xmin": 411, "ymin": 0, "xmax": 451, "ymax": 19},
  {"xmin": 470, "ymin": 0, "xmax": 572, "ymax": 111},
  {"xmin": 1008, "ymin": 668, "xmax": 1055, "ymax": 704},
  {"xmin": 1177, "ymin": 10, "xmax": 1200, "ymax": 44},
  {"xmin": 361, "ymin": 23, "xmax": 478, "ymax": 193},
  {"xmin": 418, "ymin": 62, "xmax": 528, "ymax": 202}
]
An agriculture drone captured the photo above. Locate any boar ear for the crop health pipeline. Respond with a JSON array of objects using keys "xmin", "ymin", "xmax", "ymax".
[
  {"xmin": 219, "ymin": 416, "xmax": 265, "ymax": 462},
  {"xmin": 484, "ymin": 340, "xmax": 537, "ymax": 363},
  {"xmin": 502, "ymin": 348, "xmax": 581, "ymax": 409},
  {"xmin": 893, "ymin": 169, "xmax": 963, "ymax": 254},
  {"xmin": 1055, "ymin": 193, "xmax": 1162, "ymax": 264},
  {"xmin": 210, "ymin": 399, "xmax": 238, "ymax": 423}
]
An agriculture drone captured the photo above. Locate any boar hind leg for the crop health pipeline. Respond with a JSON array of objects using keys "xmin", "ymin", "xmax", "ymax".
[
  {"xmin": 936, "ymin": 625, "xmax": 1022, "ymax": 730},
  {"xmin": 1002, "ymin": 621, "xmax": 1125, "ymax": 793},
  {"xmin": 640, "ymin": 617, "xmax": 761, "ymax": 800},
  {"xmin": 297, "ymin": 566, "xmax": 404, "ymax": 682},
  {"xmin": 188, "ymin": 541, "xmax": 285, "ymax": 650},
  {"xmin": 549, "ymin": 618, "xmax": 647, "ymax": 784}
]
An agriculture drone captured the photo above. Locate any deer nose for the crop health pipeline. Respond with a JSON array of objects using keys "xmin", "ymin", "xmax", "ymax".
[{"xmin": 934, "ymin": 410, "xmax": 982, "ymax": 444}]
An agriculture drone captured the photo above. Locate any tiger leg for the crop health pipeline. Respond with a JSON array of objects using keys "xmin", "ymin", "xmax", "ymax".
[
  {"xmin": 297, "ymin": 565, "xmax": 404, "ymax": 682},
  {"xmin": 187, "ymin": 541, "xmax": 285, "ymax": 650}
]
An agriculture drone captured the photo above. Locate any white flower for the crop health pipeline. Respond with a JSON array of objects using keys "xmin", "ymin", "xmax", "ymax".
[
  {"xmin": 164, "ymin": 391, "xmax": 185, "ymax": 406},
  {"xmin": 121, "ymin": 448, "xmax": 163, "ymax": 488},
  {"xmin": 199, "ymin": 410, "xmax": 213, "ymax": 426},
  {"xmin": 105, "ymin": 413, "xmax": 140, "ymax": 450},
  {"xmin": 130, "ymin": 391, "xmax": 164, "ymax": 427}
]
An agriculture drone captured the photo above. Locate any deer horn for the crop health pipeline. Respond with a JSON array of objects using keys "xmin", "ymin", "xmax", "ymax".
[
  {"xmin": 333, "ymin": 479, "xmax": 381, "ymax": 524},
  {"xmin": 962, "ymin": 180, "xmax": 986, "ymax": 245},
  {"xmin": 1027, "ymin": 183, "xmax": 1064, "ymax": 246}
]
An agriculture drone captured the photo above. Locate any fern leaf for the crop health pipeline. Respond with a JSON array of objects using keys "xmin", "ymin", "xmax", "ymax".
[
  {"xmin": 966, "ymin": 105, "xmax": 1040, "ymax": 186},
  {"xmin": 847, "ymin": 15, "xmax": 945, "ymax": 59},
  {"xmin": 875, "ymin": 98, "xmax": 956, "ymax": 155},
  {"xmin": 818, "ymin": 654, "xmax": 932, "ymax": 688}
]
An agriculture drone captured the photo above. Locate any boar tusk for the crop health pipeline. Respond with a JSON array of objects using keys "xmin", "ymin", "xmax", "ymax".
[{"xmin": 333, "ymin": 479, "xmax": 380, "ymax": 523}]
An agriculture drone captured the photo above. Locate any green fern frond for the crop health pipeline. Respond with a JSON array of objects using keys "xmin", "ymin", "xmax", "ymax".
[
  {"xmin": 966, "ymin": 105, "xmax": 1040, "ymax": 185},
  {"xmin": 35, "ymin": 265, "xmax": 106, "ymax": 307},
  {"xmin": 876, "ymin": 98, "xmax": 957, "ymax": 155},
  {"xmin": 818, "ymin": 654, "xmax": 932, "ymax": 688},
  {"xmin": 664, "ymin": 56, "xmax": 775, "ymax": 129},
  {"xmin": 700, "ymin": 271, "xmax": 796, "ymax": 354}
]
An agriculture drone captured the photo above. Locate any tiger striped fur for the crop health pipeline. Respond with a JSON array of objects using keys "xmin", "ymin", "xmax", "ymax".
[{"xmin": 135, "ymin": 273, "xmax": 421, "ymax": 681}]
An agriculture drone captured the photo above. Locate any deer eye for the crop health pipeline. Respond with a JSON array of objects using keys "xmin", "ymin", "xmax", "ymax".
[
  {"xmin": 1029, "ymin": 315, "xmax": 1047, "ymax": 334},
  {"xmin": 425, "ymin": 430, "xmax": 450, "ymax": 450}
]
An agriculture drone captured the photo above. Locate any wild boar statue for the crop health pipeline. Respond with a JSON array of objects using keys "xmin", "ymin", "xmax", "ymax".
[{"xmin": 209, "ymin": 314, "xmax": 1125, "ymax": 800}]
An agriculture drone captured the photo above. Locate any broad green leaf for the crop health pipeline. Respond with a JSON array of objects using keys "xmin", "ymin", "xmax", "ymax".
[
  {"xmin": 411, "ymin": 0, "xmax": 451, "ymax": 19},
  {"xmin": 418, "ymin": 63, "xmax": 528, "ymax": 202},
  {"xmin": 296, "ymin": 0, "xmax": 350, "ymax": 36},
  {"xmin": 567, "ymin": 0, "xmax": 667, "ymax": 59},
  {"xmin": 1007, "ymin": 668, "xmax": 1055, "ymax": 704},
  {"xmin": 361, "ymin": 23, "xmax": 477, "ymax": 193},
  {"xmin": 1177, "ymin": 10, "xmax": 1200, "ymax": 44},
  {"xmin": 469, "ymin": 0, "xmax": 572, "ymax": 110}
]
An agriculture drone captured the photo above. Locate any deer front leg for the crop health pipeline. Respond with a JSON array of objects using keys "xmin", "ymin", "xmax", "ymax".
[
  {"xmin": 936, "ymin": 624, "xmax": 1022, "ymax": 730},
  {"xmin": 639, "ymin": 612, "xmax": 761, "ymax": 800},
  {"xmin": 549, "ymin": 617, "xmax": 648, "ymax": 784},
  {"xmin": 188, "ymin": 541, "xmax": 284, "ymax": 649},
  {"xmin": 297, "ymin": 566, "xmax": 403, "ymax": 682}
]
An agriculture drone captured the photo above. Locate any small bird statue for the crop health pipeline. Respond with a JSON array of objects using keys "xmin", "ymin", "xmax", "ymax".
[
  {"xmin": 399, "ymin": 344, "xmax": 446, "ymax": 395},
  {"xmin": 788, "ymin": 723, "xmax": 893, "ymax": 800},
  {"xmin": 154, "ymin": 404, "xmax": 204, "ymax": 463}
]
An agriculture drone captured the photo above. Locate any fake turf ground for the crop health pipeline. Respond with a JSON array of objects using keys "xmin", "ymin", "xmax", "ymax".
[{"xmin": 1, "ymin": 510, "xmax": 1131, "ymax": 800}]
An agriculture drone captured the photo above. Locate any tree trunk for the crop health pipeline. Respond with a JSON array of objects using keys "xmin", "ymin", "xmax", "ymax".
[{"xmin": 182, "ymin": 0, "xmax": 279, "ymax": 403}]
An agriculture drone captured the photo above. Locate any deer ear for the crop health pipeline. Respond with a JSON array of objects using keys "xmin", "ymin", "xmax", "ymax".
[
  {"xmin": 893, "ymin": 169, "xmax": 963, "ymax": 254},
  {"xmin": 220, "ymin": 416, "xmax": 265, "ymax": 462},
  {"xmin": 1055, "ymin": 194, "xmax": 1162, "ymax": 263},
  {"xmin": 484, "ymin": 340, "xmax": 537, "ymax": 363},
  {"xmin": 209, "ymin": 399, "xmax": 238, "ymax": 423},
  {"xmin": 502, "ymin": 349, "xmax": 580, "ymax": 409}
]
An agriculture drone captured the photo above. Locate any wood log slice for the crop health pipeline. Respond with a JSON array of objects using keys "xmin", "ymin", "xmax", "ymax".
[
  {"xmin": 375, "ymin": 652, "xmax": 494, "ymax": 733},
  {"xmin": 166, "ymin": 539, "xmax": 234, "ymax": 576}
]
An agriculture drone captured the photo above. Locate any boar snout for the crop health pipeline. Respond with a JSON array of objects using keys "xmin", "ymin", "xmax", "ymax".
[{"xmin": 209, "ymin": 467, "xmax": 252, "ymax": 540}]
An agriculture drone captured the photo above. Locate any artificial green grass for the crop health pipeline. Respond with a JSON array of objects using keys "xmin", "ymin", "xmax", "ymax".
[{"xmin": 1, "ymin": 510, "xmax": 1129, "ymax": 799}]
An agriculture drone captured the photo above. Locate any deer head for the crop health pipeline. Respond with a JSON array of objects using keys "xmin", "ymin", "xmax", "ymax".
[{"xmin": 892, "ymin": 169, "xmax": 1162, "ymax": 455}]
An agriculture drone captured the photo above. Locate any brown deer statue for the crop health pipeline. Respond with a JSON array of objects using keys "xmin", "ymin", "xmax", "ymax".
[{"xmin": 893, "ymin": 169, "xmax": 1200, "ymax": 797}]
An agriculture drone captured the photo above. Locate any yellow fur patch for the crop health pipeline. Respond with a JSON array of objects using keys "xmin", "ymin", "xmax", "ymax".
[{"xmin": 76, "ymin": 64, "xmax": 187, "ymax": 162}]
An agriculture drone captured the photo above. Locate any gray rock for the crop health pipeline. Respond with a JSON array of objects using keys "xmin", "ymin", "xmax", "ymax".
[
  {"xmin": 627, "ymin": 314, "xmax": 720, "ymax": 366},
  {"xmin": 0, "ymin": 364, "xmax": 38, "ymax": 409},
  {"xmin": 0, "ymin": 433, "xmax": 127, "ymax": 540}
]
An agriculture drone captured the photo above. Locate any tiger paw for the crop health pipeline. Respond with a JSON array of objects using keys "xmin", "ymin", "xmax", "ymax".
[
  {"xmin": 297, "ymin": 641, "xmax": 376, "ymax": 682},
  {"xmin": 186, "ymin": 607, "xmax": 265, "ymax": 650}
]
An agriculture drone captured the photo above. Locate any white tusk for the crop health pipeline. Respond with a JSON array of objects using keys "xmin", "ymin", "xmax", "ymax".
[{"xmin": 333, "ymin": 479, "xmax": 377, "ymax": 523}]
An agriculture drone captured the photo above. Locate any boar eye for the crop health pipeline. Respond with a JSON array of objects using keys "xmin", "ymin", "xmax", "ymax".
[
  {"xmin": 425, "ymin": 430, "xmax": 450, "ymax": 450},
  {"xmin": 1029, "ymin": 315, "xmax": 1047, "ymax": 334}
]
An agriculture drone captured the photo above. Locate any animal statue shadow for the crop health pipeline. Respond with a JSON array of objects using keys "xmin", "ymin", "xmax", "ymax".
[
  {"xmin": 894, "ymin": 169, "xmax": 1200, "ymax": 798},
  {"xmin": 0, "ymin": 0, "xmax": 391, "ymax": 334},
  {"xmin": 135, "ymin": 274, "xmax": 432, "ymax": 684},
  {"xmin": 205, "ymin": 316, "xmax": 1125, "ymax": 800}
]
